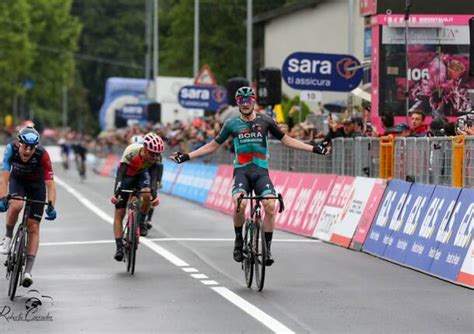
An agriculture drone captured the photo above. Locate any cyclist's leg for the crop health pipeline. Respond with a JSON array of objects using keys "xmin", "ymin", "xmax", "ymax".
[
  {"xmin": 138, "ymin": 172, "xmax": 151, "ymax": 236},
  {"xmin": 0, "ymin": 178, "xmax": 25, "ymax": 254},
  {"xmin": 254, "ymin": 171, "xmax": 277, "ymax": 265},
  {"xmin": 231, "ymin": 171, "xmax": 250, "ymax": 262},
  {"xmin": 113, "ymin": 176, "xmax": 133, "ymax": 260}
]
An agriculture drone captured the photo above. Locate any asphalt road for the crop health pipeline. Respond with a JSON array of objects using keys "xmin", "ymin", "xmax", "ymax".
[{"xmin": 0, "ymin": 165, "xmax": 472, "ymax": 333}]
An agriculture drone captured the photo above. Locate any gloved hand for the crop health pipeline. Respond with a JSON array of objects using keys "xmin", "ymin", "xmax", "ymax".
[
  {"xmin": 45, "ymin": 202, "xmax": 57, "ymax": 221},
  {"xmin": 312, "ymin": 141, "xmax": 331, "ymax": 155},
  {"xmin": 171, "ymin": 152, "xmax": 190, "ymax": 164},
  {"xmin": 151, "ymin": 196, "xmax": 160, "ymax": 207},
  {"xmin": 0, "ymin": 196, "xmax": 9, "ymax": 212},
  {"xmin": 111, "ymin": 194, "xmax": 120, "ymax": 205}
]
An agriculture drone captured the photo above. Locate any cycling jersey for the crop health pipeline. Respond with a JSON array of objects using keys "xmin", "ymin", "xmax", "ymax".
[
  {"xmin": 214, "ymin": 113, "xmax": 284, "ymax": 170},
  {"xmin": 1, "ymin": 143, "xmax": 54, "ymax": 182},
  {"xmin": 114, "ymin": 144, "xmax": 163, "ymax": 199}
]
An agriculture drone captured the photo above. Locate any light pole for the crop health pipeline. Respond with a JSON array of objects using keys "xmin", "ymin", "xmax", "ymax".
[
  {"xmin": 193, "ymin": 0, "xmax": 200, "ymax": 77},
  {"xmin": 246, "ymin": 0, "xmax": 253, "ymax": 83},
  {"xmin": 153, "ymin": 0, "xmax": 159, "ymax": 99},
  {"xmin": 404, "ymin": 0, "xmax": 412, "ymax": 123}
]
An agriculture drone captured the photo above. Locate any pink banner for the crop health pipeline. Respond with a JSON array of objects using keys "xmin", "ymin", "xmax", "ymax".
[
  {"xmin": 359, "ymin": 0, "xmax": 377, "ymax": 17},
  {"xmin": 350, "ymin": 180, "xmax": 387, "ymax": 250},
  {"xmin": 274, "ymin": 172, "xmax": 305, "ymax": 229},
  {"xmin": 299, "ymin": 174, "xmax": 337, "ymax": 237},
  {"xmin": 204, "ymin": 165, "xmax": 234, "ymax": 215},
  {"xmin": 370, "ymin": 24, "xmax": 381, "ymax": 131}
]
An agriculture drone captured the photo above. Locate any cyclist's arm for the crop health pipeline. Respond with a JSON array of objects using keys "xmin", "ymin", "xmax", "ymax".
[
  {"xmin": 45, "ymin": 180, "xmax": 56, "ymax": 207},
  {"xmin": 188, "ymin": 140, "xmax": 220, "ymax": 160},
  {"xmin": 280, "ymin": 135, "xmax": 314, "ymax": 152},
  {"xmin": 0, "ymin": 144, "xmax": 13, "ymax": 197},
  {"xmin": 114, "ymin": 163, "xmax": 128, "ymax": 194},
  {"xmin": 149, "ymin": 164, "xmax": 160, "ymax": 198}
]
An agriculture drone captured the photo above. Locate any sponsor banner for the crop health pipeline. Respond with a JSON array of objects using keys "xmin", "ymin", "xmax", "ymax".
[
  {"xmin": 171, "ymin": 163, "xmax": 218, "ymax": 204},
  {"xmin": 382, "ymin": 183, "xmax": 436, "ymax": 264},
  {"xmin": 204, "ymin": 165, "xmax": 235, "ymax": 215},
  {"xmin": 330, "ymin": 177, "xmax": 381, "ymax": 248},
  {"xmin": 429, "ymin": 188, "xmax": 474, "ymax": 281},
  {"xmin": 313, "ymin": 176, "xmax": 356, "ymax": 241},
  {"xmin": 100, "ymin": 154, "xmax": 120, "ymax": 177},
  {"xmin": 403, "ymin": 185, "xmax": 461, "ymax": 272},
  {"xmin": 362, "ymin": 180, "xmax": 412, "ymax": 256},
  {"xmin": 161, "ymin": 159, "xmax": 180, "ymax": 194},
  {"xmin": 457, "ymin": 240, "xmax": 474, "ymax": 287},
  {"xmin": 283, "ymin": 174, "xmax": 330, "ymax": 236},
  {"xmin": 270, "ymin": 170, "xmax": 292, "ymax": 221},
  {"xmin": 350, "ymin": 179, "xmax": 387, "ymax": 250},
  {"xmin": 274, "ymin": 172, "xmax": 305, "ymax": 229}
]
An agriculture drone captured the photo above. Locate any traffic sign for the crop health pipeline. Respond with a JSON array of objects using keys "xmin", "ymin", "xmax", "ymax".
[
  {"xmin": 281, "ymin": 52, "xmax": 363, "ymax": 92},
  {"xmin": 194, "ymin": 64, "xmax": 217, "ymax": 86},
  {"xmin": 178, "ymin": 85, "xmax": 227, "ymax": 111}
]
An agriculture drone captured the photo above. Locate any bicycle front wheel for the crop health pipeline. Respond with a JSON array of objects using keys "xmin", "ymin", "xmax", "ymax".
[
  {"xmin": 254, "ymin": 220, "xmax": 266, "ymax": 291},
  {"xmin": 128, "ymin": 211, "xmax": 138, "ymax": 275},
  {"xmin": 8, "ymin": 230, "xmax": 25, "ymax": 301},
  {"xmin": 242, "ymin": 220, "xmax": 253, "ymax": 288}
]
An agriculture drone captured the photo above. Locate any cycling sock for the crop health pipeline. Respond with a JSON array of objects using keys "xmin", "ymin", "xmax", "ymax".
[
  {"xmin": 265, "ymin": 232, "xmax": 273, "ymax": 250},
  {"xmin": 115, "ymin": 238, "xmax": 123, "ymax": 249},
  {"xmin": 234, "ymin": 226, "xmax": 243, "ymax": 240},
  {"xmin": 6, "ymin": 225, "xmax": 14, "ymax": 238},
  {"xmin": 25, "ymin": 255, "xmax": 35, "ymax": 274}
]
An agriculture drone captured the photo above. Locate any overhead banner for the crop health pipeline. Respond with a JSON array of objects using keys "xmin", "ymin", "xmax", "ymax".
[
  {"xmin": 281, "ymin": 52, "xmax": 363, "ymax": 92},
  {"xmin": 363, "ymin": 180, "xmax": 412, "ymax": 257},
  {"xmin": 313, "ymin": 176, "xmax": 356, "ymax": 241},
  {"xmin": 429, "ymin": 188, "xmax": 474, "ymax": 282},
  {"xmin": 350, "ymin": 180, "xmax": 387, "ymax": 251},
  {"xmin": 403, "ymin": 185, "xmax": 462, "ymax": 272},
  {"xmin": 382, "ymin": 183, "xmax": 436, "ymax": 264}
]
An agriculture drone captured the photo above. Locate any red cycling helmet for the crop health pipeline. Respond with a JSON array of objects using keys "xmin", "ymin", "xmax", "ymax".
[{"xmin": 144, "ymin": 132, "xmax": 165, "ymax": 153}]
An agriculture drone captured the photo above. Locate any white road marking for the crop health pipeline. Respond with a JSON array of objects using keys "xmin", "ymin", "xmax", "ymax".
[
  {"xmin": 55, "ymin": 176, "xmax": 296, "ymax": 334},
  {"xmin": 41, "ymin": 240, "xmax": 114, "ymax": 246},
  {"xmin": 182, "ymin": 267, "xmax": 199, "ymax": 273},
  {"xmin": 147, "ymin": 237, "xmax": 321, "ymax": 243},
  {"xmin": 212, "ymin": 287, "xmax": 295, "ymax": 334},
  {"xmin": 201, "ymin": 280, "xmax": 219, "ymax": 286},
  {"xmin": 191, "ymin": 273, "xmax": 208, "ymax": 279}
]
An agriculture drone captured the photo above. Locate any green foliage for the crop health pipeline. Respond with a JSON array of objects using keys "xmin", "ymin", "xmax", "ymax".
[{"xmin": 282, "ymin": 95, "xmax": 311, "ymax": 124}]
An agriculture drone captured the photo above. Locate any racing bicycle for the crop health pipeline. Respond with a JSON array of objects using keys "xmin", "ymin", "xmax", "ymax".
[
  {"xmin": 4, "ymin": 195, "xmax": 49, "ymax": 300},
  {"xmin": 237, "ymin": 193, "xmax": 284, "ymax": 291}
]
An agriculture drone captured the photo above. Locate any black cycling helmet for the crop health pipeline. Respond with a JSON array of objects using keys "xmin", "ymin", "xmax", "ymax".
[{"xmin": 18, "ymin": 126, "xmax": 40, "ymax": 145}]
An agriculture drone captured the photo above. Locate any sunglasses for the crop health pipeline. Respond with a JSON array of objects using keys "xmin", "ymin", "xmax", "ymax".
[
  {"xmin": 20, "ymin": 143, "xmax": 37, "ymax": 150},
  {"xmin": 236, "ymin": 96, "xmax": 255, "ymax": 105}
]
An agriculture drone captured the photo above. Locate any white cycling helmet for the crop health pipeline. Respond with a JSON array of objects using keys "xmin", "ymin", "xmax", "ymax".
[
  {"xmin": 144, "ymin": 132, "xmax": 165, "ymax": 153},
  {"xmin": 130, "ymin": 135, "xmax": 145, "ymax": 145}
]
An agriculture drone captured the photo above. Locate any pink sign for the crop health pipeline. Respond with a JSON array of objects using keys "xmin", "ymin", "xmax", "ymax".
[
  {"xmin": 359, "ymin": 0, "xmax": 377, "ymax": 16},
  {"xmin": 375, "ymin": 14, "xmax": 473, "ymax": 26},
  {"xmin": 204, "ymin": 165, "xmax": 234, "ymax": 215},
  {"xmin": 350, "ymin": 179, "xmax": 387, "ymax": 250},
  {"xmin": 274, "ymin": 172, "xmax": 305, "ymax": 229},
  {"xmin": 299, "ymin": 174, "xmax": 337, "ymax": 237}
]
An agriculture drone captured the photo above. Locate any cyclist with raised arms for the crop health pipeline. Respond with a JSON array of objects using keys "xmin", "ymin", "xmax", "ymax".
[
  {"xmin": 171, "ymin": 87, "xmax": 328, "ymax": 265},
  {"xmin": 0, "ymin": 126, "xmax": 57, "ymax": 288},
  {"xmin": 111, "ymin": 132, "xmax": 163, "ymax": 261}
]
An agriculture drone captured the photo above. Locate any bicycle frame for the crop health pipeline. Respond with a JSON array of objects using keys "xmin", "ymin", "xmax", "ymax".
[{"xmin": 236, "ymin": 193, "xmax": 284, "ymax": 291}]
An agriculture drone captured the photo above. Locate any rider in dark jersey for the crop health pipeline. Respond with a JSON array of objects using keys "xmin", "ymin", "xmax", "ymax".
[
  {"xmin": 0, "ymin": 126, "xmax": 57, "ymax": 288},
  {"xmin": 171, "ymin": 87, "xmax": 327, "ymax": 266}
]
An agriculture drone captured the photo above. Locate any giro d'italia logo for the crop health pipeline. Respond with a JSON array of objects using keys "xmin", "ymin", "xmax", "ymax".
[{"xmin": 336, "ymin": 58, "xmax": 359, "ymax": 80}]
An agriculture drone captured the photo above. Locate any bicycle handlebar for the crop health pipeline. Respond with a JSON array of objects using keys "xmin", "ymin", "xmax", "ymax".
[
  {"xmin": 7, "ymin": 194, "xmax": 50, "ymax": 206},
  {"xmin": 236, "ymin": 193, "xmax": 285, "ymax": 213}
]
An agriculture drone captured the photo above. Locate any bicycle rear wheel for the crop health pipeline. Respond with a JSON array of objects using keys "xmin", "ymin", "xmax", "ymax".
[
  {"xmin": 254, "ymin": 220, "xmax": 266, "ymax": 291},
  {"xmin": 242, "ymin": 220, "xmax": 253, "ymax": 288},
  {"xmin": 8, "ymin": 230, "xmax": 25, "ymax": 301}
]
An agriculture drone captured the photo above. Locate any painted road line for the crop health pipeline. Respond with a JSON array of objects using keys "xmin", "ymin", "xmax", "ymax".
[
  {"xmin": 201, "ymin": 280, "xmax": 219, "ymax": 286},
  {"xmin": 56, "ymin": 176, "xmax": 296, "ymax": 334},
  {"xmin": 41, "ymin": 240, "xmax": 114, "ymax": 246},
  {"xmin": 182, "ymin": 267, "xmax": 199, "ymax": 273},
  {"xmin": 212, "ymin": 287, "xmax": 295, "ymax": 334},
  {"xmin": 191, "ymin": 273, "xmax": 208, "ymax": 279},
  {"xmin": 148, "ymin": 237, "xmax": 321, "ymax": 243}
]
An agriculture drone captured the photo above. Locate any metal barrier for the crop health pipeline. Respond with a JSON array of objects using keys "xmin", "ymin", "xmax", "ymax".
[{"xmin": 99, "ymin": 135, "xmax": 474, "ymax": 188}]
